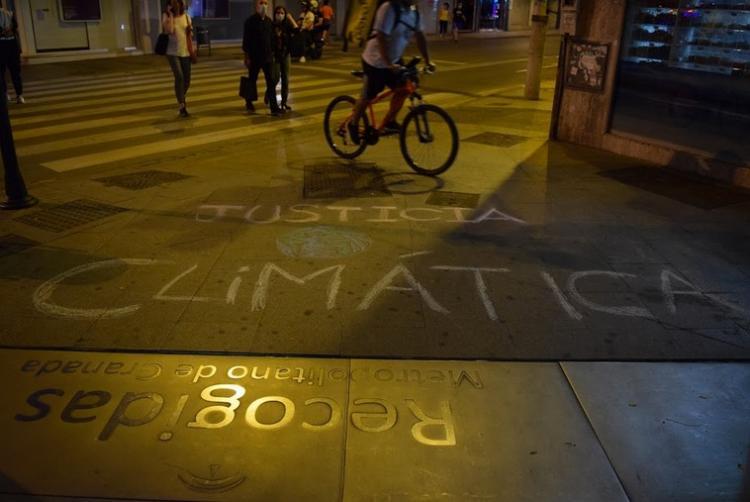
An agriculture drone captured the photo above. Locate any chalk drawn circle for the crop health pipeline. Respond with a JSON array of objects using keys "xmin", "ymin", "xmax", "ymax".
[{"xmin": 277, "ymin": 226, "xmax": 371, "ymax": 259}]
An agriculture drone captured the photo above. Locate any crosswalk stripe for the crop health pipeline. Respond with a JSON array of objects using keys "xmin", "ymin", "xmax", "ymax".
[
  {"xmin": 14, "ymin": 115, "xmax": 165, "ymax": 141},
  {"xmin": 21, "ymin": 60, "xmax": 241, "ymax": 90},
  {"xmin": 39, "ymin": 92, "xmax": 473, "ymax": 172},
  {"xmin": 12, "ymin": 80, "xmax": 356, "ymax": 141},
  {"xmin": 15, "ymin": 85, "xmax": 361, "ymax": 157},
  {"xmin": 43, "ymin": 114, "xmax": 325, "ymax": 172},
  {"xmin": 22, "ymin": 67, "xmax": 253, "ymax": 99},
  {"xmin": 12, "ymin": 75, "xmax": 324, "ymax": 114},
  {"xmin": 19, "ymin": 93, "xmax": 347, "ymax": 157},
  {"xmin": 12, "ymin": 80, "xmax": 359, "ymax": 127},
  {"xmin": 14, "ymin": 84, "xmax": 360, "ymax": 145}
]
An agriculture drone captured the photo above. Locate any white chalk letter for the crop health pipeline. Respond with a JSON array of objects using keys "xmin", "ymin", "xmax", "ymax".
[
  {"xmin": 357, "ymin": 264, "xmax": 449, "ymax": 314},
  {"xmin": 33, "ymin": 259, "xmax": 164, "ymax": 320},
  {"xmin": 252, "ymin": 263, "xmax": 345, "ymax": 311},
  {"xmin": 432, "ymin": 266, "xmax": 509, "ymax": 321},
  {"xmin": 567, "ymin": 271, "xmax": 653, "ymax": 318}
]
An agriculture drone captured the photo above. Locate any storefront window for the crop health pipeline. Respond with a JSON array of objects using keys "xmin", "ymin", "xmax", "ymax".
[
  {"xmin": 479, "ymin": 0, "xmax": 506, "ymax": 30},
  {"xmin": 203, "ymin": 0, "xmax": 230, "ymax": 19},
  {"xmin": 611, "ymin": 0, "xmax": 750, "ymax": 164}
]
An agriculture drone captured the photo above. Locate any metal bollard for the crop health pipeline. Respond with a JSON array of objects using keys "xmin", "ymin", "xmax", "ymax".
[{"xmin": 0, "ymin": 87, "xmax": 37, "ymax": 210}]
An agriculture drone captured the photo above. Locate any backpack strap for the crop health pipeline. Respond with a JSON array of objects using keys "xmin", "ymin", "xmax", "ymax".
[{"xmin": 392, "ymin": 3, "xmax": 419, "ymax": 33}]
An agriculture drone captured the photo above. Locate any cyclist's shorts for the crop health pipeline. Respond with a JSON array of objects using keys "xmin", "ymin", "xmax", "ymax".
[{"xmin": 361, "ymin": 59, "xmax": 403, "ymax": 101}]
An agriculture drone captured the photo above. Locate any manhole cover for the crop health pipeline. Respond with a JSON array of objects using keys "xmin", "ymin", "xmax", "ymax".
[
  {"xmin": 94, "ymin": 170, "xmax": 192, "ymax": 190},
  {"xmin": 0, "ymin": 234, "xmax": 39, "ymax": 257},
  {"xmin": 600, "ymin": 166, "xmax": 750, "ymax": 210},
  {"xmin": 15, "ymin": 199, "xmax": 128, "ymax": 233},
  {"xmin": 425, "ymin": 191, "xmax": 480, "ymax": 208},
  {"xmin": 303, "ymin": 162, "xmax": 391, "ymax": 199},
  {"xmin": 465, "ymin": 132, "xmax": 529, "ymax": 148}
]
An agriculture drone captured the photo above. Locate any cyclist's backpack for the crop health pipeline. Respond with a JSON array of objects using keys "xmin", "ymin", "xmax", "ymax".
[{"xmin": 368, "ymin": 1, "xmax": 420, "ymax": 39}]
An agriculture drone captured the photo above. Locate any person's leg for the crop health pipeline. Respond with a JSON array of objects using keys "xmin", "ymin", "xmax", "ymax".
[
  {"xmin": 263, "ymin": 63, "xmax": 279, "ymax": 112},
  {"xmin": 180, "ymin": 57, "xmax": 192, "ymax": 96},
  {"xmin": 381, "ymin": 86, "xmax": 409, "ymax": 129},
  {"xmin": 167, "ymin": 56, "xmax": 185, "ymax": 105},
  {"xmin": 280, "ymin": 55, "xmax": 291, "ymax": 108},
  {"xmin": 7, "ymin": 46, "xmax": 22, "ymax": 98},
  {"xmin": 246, "ymin": 62, "xmax": 262, "ymax": 109},
  {"xmin": 0, "ymin": 60, "xmax": 7, "ymax": 98}
]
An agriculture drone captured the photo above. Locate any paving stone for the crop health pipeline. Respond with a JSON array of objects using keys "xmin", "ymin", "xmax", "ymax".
[
  {"xmin": 343, "ymin": 360, "xmax": 628, "ymax": 501},
  {"xmin": 0, "ymin": 349, "xmax": 349, "ymax": 501},
  {"xmin": 563, "ymin": 362, "xmax": 750, "ymax": 502}
]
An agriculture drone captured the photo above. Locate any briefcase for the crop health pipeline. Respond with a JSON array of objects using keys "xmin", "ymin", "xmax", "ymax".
[{"xmin": 239, "ymin": 76, "xmax": 257, "ymax": 101}]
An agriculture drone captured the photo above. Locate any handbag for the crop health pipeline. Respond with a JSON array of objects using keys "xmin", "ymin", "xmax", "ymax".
[
  {"xmin": 186, "ymin": 19, "xmax": 197, "ymax": 63},
  {"xmin": 155, "ymin": 33, "xmax": 169, "ymax": 55},
  {"xmin": 239, "ymin": 76, "xmax": 257, "ymax": 101}
]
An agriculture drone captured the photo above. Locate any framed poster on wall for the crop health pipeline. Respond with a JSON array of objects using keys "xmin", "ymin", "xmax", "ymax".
[
  {"xmin": 565, "ymin": 39, "xmax": 610, "ymax": 92},
  {"xmin": 58, "ymin": 0, "xmax": 102, "ymax": 22}
]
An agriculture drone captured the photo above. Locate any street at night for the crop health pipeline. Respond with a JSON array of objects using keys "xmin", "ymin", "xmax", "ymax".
[{"xmin": 1, "ymin": 1, "xmax": 749, "ymax": 500}]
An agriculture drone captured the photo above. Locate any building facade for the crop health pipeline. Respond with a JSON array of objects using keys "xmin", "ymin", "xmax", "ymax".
[
  {"xmin": 2, "ymin": 0, "xmax": 556, "ymax": 60},
  {"xmin": 552, "ymin": 0, "xmax": 750, "ymax": 187},
  {"xmin": 4, "ymin": 0, "xmax": 143, "ymax": 57}
]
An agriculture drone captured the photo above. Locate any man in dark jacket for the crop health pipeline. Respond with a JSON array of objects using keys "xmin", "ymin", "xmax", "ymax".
[
  {"xmin": 243, "ymin": 0, "xmax": 279, "ymax": 114},
  {"xmin": 0, "ymin": 6, "xmax": 24, "ymax": 104}
]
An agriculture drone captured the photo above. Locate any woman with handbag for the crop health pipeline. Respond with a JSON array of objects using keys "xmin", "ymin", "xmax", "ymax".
[
  {"xmin": 272, "ymin": 7, "xmax": 298, "ymax": 112},
  {"xmin": 162, "ymin": 0, "xmax": 196, "ymax": 117}
]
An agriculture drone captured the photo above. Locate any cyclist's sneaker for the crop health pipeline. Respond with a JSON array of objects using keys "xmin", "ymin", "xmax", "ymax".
[
  {"xmin": 347, "ymin": 121, "xmax": 360, "ymax": 144},
  {"xmin": 381, "ymin": 120, "xmax": 401, "ymax": 135},
  {"xmin": 16, "ymin": 95, "xmax": 25, "ymax": 105}
]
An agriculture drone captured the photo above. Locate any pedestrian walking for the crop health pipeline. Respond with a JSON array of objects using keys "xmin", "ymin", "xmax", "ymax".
[
  {"xmin": 452, "ymin": 2, "xmax": 466, "ymax": 43},
  {"xmin": 438, "ymin": 3, "xmax": 450, "ymax": 39},
  {"xmin": 162, "ymin": 0, "xmax": 194, "ymax": 117},
  {"xmin": 272, "ymin": 7, "xmax": 298, "ymax": 112},
  {"xmin": 243, "ymin": 0, "xmax": 280, "ymax": 115},
  {"xmin": 297, "ymin": 2, "xmax": 315, "ymax": 62},
  {"xmin": 319, "ymin": 0, "xmax": 334, "ymax": 44},
  {"xmin": 0, "ymin": 6, "xmax": 24, "ymax": 104}
]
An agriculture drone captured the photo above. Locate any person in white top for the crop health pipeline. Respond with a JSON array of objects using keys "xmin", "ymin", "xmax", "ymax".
[
  {"xmin": 162, "ymin": 0, "xmax": 193, "ymax": 117},
  {"xmin": 348, "ymin": 0, "xmax": 432, "ymax": 142},
  {"xmin": 297, "ymin": 3, "xmax": 316, "ymax": 62},
  {"xmin": 0, "ymin": 6, "xmax": 23, "ymax": 104}
]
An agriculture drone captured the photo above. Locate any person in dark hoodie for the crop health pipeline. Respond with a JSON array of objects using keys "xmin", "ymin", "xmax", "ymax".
[{"xmin": 243, "ymin": 0, "xmax": 280, "ymax": 115}]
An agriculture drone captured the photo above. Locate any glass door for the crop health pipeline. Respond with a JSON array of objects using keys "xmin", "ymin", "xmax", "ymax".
[{"xmin": 479, "ymin": 0, "xmax": 506, "ymax": 30}]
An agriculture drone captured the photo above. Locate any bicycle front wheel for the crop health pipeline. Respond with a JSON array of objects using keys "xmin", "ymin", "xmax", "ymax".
[
  {"xmin": 324, "ymin": 95, "xmax": 369, "ymax": 160},
  {"xmin": 399, "ymin": 104, "xmax": 459, "ymax": 176}
]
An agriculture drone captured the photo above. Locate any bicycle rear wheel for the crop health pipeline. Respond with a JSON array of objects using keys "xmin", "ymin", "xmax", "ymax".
[
  {"xmin": 324, "ymin": 95, "xmax": 369, "ymax": 160},
  {"xmin": 399, "ymin": 104, "xmax": 459, "ymax": 176}
]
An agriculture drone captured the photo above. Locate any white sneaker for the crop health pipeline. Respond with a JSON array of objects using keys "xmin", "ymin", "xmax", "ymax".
[
  {"xmin": 299, "ymin": 56, "xmax": 306, "ymax": 63},
  {"xmin": 5, "ymin": 93, "xmax": 10, "ymax": 102},
  {"xmin": 16, "ymin": 95, "xmax": 25, "ymax": 104}
]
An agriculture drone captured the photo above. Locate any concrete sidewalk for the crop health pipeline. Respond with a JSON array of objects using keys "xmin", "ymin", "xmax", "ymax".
[{"xmin": 0, "ymin": 48, "xmax": 748, "ymax": 501}]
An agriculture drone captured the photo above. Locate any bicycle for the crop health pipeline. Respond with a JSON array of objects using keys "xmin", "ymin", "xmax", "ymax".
[{"xmin": 323, "ymin": 57, "xmax": 459, "ymax": 176}]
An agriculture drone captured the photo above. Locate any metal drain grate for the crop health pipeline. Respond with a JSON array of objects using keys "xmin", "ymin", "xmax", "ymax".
[
  {"xmin": 303, "ymin": 162, "xmax": 391, "ymax": 199},
  {"xmin": 94, "ymin": 170, "xmax": 192, "ymax": 190},
  {"xmin": 425, "ymin": 191, "xmax": 480, "ymax": 208},
  {"xmin": 465, "ymin": 132, "xmax": 529, "ymax": 148},
  {"xmin": 15, "ymin": 199, "xmax": 128, "ymax": 233},
  {"xmin": 0, "ymin": 234, "xmax": 40, "ymax": 257}
]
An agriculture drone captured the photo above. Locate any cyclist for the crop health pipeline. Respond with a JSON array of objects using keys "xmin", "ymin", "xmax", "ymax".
[{"xmin": 348, "ymin": 0, "xmax": 433, "ymax": 143}]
